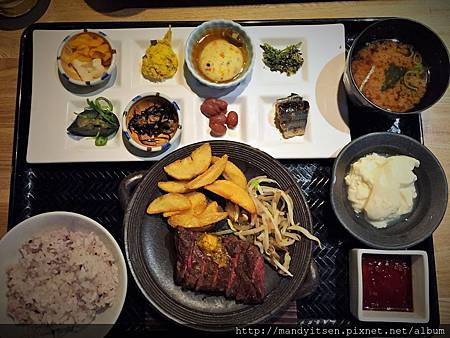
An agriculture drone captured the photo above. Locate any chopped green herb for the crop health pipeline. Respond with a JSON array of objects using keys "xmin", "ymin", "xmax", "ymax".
[{"xmin": 260, "ymin": 42, "xmax": 304, "ymax": 76}]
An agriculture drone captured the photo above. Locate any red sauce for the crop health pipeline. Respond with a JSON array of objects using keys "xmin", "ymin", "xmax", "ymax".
[{"xmin": 362, "ymin": 254, "xmax": 413, "ymax": 312}]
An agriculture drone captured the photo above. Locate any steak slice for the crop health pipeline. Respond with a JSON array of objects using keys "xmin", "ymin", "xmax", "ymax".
[
  {"xmin": 182, "ymin": 242, "xmax": 205, "ymax": 289},
  {"xmin": 174, "ymin": 229, "xmax": 265, "ymax": 304},
  {"xmin": 223, "ymin": 237, "xmax": 250, "ymax": 298},
  {"xmin": 174, "ymin": 230, "xmax": 200, "ymax": 284},
  {"xmin": 236, "ymin": 244, "xmax": 265, "ymax": 303}
]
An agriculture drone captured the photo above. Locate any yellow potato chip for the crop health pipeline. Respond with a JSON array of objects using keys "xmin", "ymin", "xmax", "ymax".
[
  {"xmin": 147, "ymin": 193, "xmax": 191, "ymax": 214},
  {"xmin": 187, "ymin": 154, "xmax": 228, "ymax": 190},
  {"xmin": 158, "ymin": 181, "xmax": 191, "ymax": 194},
  {"xmin": 102, "ymin": 52, "xmax": 112, "ymax": 62},
  {"xmin": 212, "ymin": 156, "xmax": 247, "ymax": 189},
  {"xmin": 163, "ymin": 211, "xmax": 181, "ymax": 217},
  {"xmin": 167, "ymin": 201, "xmax": 227, "ymax": 229},
  {"xmin": 164, "ymin": 143, "xmax": 212, "ymax": 180},
  {"xmin": 204, "ymin": 180, "xmax": 256, "ymax": 214},
  {"xmin": 184, "ymin": 191, "xmax": 207, "ymax": 215},
  {"xmin": 95, "ymin": 44, "xmax": 111, "ymax": 54}
]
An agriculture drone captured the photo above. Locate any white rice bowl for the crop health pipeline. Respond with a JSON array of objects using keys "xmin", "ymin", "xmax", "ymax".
[{"xmin": 0, "ymin": 212, "xmax": 127, "ymax": 337}]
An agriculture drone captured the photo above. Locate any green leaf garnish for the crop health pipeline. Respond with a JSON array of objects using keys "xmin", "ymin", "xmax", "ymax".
[
  {"xmin": 381, "ymin": 64, "xmax": 406, "ymax": 91},
  {"xmin": 260, "ymin": 42, "xmax": 304, "ymax": 76}
]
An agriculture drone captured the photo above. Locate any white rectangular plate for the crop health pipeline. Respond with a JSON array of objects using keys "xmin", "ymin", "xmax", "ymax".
[{"xmin": 27, "ymin": 23, "xmax": 350, "ymax": 163}]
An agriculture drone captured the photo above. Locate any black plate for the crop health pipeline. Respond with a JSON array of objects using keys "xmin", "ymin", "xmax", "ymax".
[{"xmin": 122, "ymin": 141, "xmax": 313, "ymax": 331}]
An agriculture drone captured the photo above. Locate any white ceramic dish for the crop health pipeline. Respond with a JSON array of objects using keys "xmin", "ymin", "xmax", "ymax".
[
  {"xmin": 27, "ymin": 24, "xmax": 349, "ymax": 163},
  {"xmin": 0, "ymin": 212, "xmax": 127, "ymax": 337},
  {"xmin": 122, "ymin": 92, "xmax": 182, "ymax": 154},
  {"xmin": 349, "ymin": 248, "xmax": 429, "ymax": 323},
  {"xmin": 185, "ymin": 19, "xmax": 255, "ymax": 89},
  {"xmin": 56, "ymin": 29, "xmax": 117, "ymax": 87}
]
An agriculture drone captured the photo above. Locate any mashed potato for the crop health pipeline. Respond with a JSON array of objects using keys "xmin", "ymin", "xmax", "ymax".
[
  {"xmin": 141, "ymin": 27, "xmax": 178, "ymax": 82},
  {"xmin": 345, "ymin": 153, "xmax": 420, "ymax": 228}
]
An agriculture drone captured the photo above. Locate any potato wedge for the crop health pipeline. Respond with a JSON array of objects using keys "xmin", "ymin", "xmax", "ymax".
[
  {"xmin": 167, "ymin": 201, "xmax": 227, "ymax": 230},
  {"xmin": 158, "ymin": 180, "xmax": 191, "ymax": 194},
  {"xmin": 212, "ymin": 156, "xmax": 247, "ymax": 189},
  {"xmin": 147, "ymin": 193, "xmax": 191, "ymax": 214},
  {"xmin": 164, "ymin": 143, "xmax": 212, "ymax": 180},
  {"xmin": 162, "ymin": 192, "xmax": 206, "ymax": 217},
  {"xmin": 163, "ymin": 211, "xmax": 181, "ymax": 217},
  {"xmin": 187, "ymin": 154, "xmax": 228, "ymax": 190},
  {"xmin": 204, "ymin": 180, "xmax": 256, "ymax": 214},
  {"xmin": 185, "ymin": 191, "xmax": 208, "ymax": 215}
]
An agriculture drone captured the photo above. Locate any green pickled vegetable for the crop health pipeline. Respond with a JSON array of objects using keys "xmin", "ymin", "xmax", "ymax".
[
  {"xmin": 260, "ymin": 42, "xmax": 304, "ymax": 76},
  {"xmin": 67, "ymin": 96, "xmax": 119, "ymax": 146},
  {"xmin": 95, "ymin": 134, "xmax": 108, "ymax": 146}
]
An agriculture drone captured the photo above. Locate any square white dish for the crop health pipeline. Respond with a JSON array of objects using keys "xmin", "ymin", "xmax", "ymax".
[
  {"xmin": 27, "ymin": 23, "xmax": 349, "ymax": 163},
  {"xmin": 349, "ymin": 248, "xmax": 429, "ymax": 323}
]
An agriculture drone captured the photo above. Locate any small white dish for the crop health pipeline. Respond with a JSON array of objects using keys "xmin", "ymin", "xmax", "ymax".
[
  {"xmin": 122, "ymin": 92, "xmax": 182, "ymax": 154},
  {"xmin": 57, "ymin": 29, "xmax": 117, "ymax": 87},
  {"xmin": 185, "ymin": 19, "xmax": 255, "ymax": 89},
  {"xmin": 349, "ymin": 248, "xmax": 429, "ymax": 323},
  {"xmin": 0, "ymin": 212, "xmax": 127, "ymax": 337}
]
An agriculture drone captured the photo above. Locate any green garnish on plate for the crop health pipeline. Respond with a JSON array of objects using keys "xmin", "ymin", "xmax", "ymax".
[{"xmin": 260, "ymin": 42, "xmax": 304, "ymax": 76}]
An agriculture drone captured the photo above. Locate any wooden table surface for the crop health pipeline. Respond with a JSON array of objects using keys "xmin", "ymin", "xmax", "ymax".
[{"xmin": 0, "ymin": 0, "xmax": 449, "ymax": 325}]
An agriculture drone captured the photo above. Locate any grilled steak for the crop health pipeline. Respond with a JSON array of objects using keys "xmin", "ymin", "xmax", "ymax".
[
  {"xmin": 174, "ymin": 229, "xmax": 265, "ymax": 304},
  {"xmin": 274, "ymin": 93, "xmax": 309, "ymax": 139}
]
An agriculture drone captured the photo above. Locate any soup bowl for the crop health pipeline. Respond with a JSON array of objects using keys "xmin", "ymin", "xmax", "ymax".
[
  {"xmin": 343, "ymin": 18, "xmax": 449, "ymax": 115},
  {"xmin": 185, "ymin": 19, "xmax": 255, "ymax": 89}
]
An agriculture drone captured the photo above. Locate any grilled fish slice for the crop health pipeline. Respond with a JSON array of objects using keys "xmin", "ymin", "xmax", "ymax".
[{"xmin": 274, "ymin": 93, "xmax": 309, "ymax": 139}]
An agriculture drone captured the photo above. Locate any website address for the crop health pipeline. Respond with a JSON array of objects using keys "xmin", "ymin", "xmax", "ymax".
[{"xmin": 235, "ymin": 326, "xmax": 446, "ymax": 337}]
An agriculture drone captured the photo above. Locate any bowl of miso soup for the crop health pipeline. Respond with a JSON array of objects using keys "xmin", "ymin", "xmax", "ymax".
[
  {"xmin": 344, "ymin": 18, "xmax": 449, "ymax": 115},
  {"xmin": 185, "ymin": 19, "xmax": 254, "ymax": 89}
]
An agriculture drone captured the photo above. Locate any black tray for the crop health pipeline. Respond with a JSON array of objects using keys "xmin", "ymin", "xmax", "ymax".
[{"xmin": 8, "ymin": 19, "xmax": 438, "ymax": 336}]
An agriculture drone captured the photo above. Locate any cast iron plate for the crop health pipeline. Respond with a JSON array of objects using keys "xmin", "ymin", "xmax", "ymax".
[{"xmin": 123, "ymin": 141, "xmax": 313, "ymax": 331}]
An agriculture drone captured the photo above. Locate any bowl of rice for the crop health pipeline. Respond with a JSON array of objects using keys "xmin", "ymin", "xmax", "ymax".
[
  {"xmin": 343, "ymin": 18, "xmax": 449, "ymax": 115},
  {"xmin": 0, "ymin": 212, "xmax": 127, "ymax": 336}
]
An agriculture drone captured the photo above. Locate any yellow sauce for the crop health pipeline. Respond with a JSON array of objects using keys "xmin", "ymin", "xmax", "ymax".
[{"xmin": 197, "ymin": 233, "xmax": 229, "ymax": 268}]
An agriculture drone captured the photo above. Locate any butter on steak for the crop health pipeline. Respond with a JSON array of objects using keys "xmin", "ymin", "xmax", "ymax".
[{"xmin": 274, "ymin": 94, "xmax": 309, "ymax": 139}]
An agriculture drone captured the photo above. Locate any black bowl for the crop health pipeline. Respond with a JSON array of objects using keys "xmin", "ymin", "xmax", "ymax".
[
  {"xmin": 331, "ymin": 132, "xmax": 447, "ymax": 249},
  {"xmin": 343, "ymin": 18, "xmax": 449, "ymax": 115}
]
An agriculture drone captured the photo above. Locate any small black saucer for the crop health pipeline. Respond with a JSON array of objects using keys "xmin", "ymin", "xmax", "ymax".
[{"xmin": 0, "ymin": 0, "xmax": 50, "ymax": 31}]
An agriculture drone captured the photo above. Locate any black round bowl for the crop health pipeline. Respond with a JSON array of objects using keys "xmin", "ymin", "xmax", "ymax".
[
  {"xmin": 343, "ymin": 18, "xmax": 449, "ymax": 115},
  {"xmin": 331, "ymin": 132, "xmax": 447, "ymax": 249}
]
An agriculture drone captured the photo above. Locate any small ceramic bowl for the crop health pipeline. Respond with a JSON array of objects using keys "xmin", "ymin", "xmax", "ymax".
[
  {"xmin": 0, "ymin": 212, "xmax": 127, "ymax": 336},
  {"xmin": 349, "ymin": 248, "xmax": 429, "ymax": 323},
  {"xmin": 343, "ymin": 18, "xmax": 449, "ymax": 115},
  {"xmin": 122, "ymin": 92, "xmax": 182, "ymax": 154},
  {"xmin": 185, "ymin": 19, "xmax": 255, "ymax": 89},
  {"xmin": 331, "ymin": 132, "xmax": 447, "ymax": 249},
  {"xmin": 57, "ymin": 29, "xmax": 117, "ymax": 87}
]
